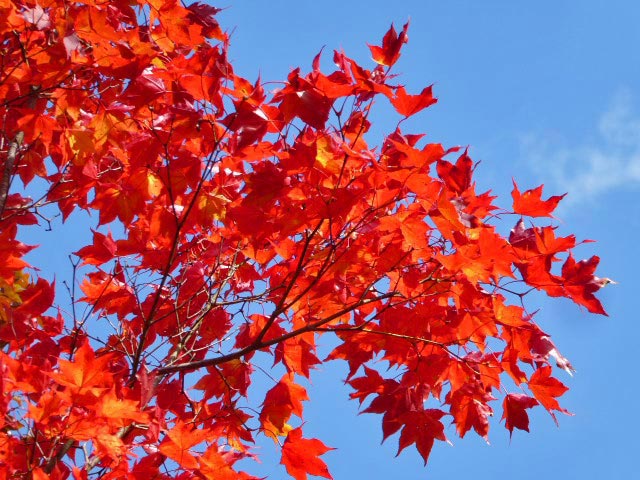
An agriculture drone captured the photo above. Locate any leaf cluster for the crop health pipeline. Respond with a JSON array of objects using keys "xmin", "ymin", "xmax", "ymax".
[{"xmin": 0, "ymin": 1, "xmax": 609, "ymax": 479}]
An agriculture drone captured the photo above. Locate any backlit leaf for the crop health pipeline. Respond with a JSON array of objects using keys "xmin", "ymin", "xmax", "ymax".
[{"xmin": 281, "ymin": 428, "xmax": 334, "ymax": 480}]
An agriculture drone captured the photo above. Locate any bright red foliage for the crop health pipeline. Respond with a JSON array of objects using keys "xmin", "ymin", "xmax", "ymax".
[{"xmin": 0, "ymin": 1, "xmax": 610, "ymax": 478}]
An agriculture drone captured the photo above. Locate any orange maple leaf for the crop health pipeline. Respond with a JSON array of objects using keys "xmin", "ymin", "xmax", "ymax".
[
  {"xmin": 260, "ymin": 374, "xmax": 308, "ymax": 440},
  {"xmin": 159, "ymin": 420, "xmax": 209, "ymax": 470},
  {"xmin": 51, "ymin": 341, "xmax": 114, "ymax": 398},
  {"xmin": 281, "ymin": 428, "xmax": 334, "ymax": 480},
  {"xmin": 512, "ymin": 180, "xmax": 566, "ymax": 217},
  {"xmin": 368, "ymin": 22, "xmax": 409, "ymax": 67}
]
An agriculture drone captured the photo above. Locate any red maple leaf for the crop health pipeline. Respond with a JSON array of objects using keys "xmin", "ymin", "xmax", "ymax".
[
  {"xmin": 528, "ymin": 366, "xmax": 571, "ymax": 423},
  {"xmin": 397, "ymin": 410, "xmax": 448, "ymax": 465},
  {"xmin": 74, "ymin": 230, "xmax": 117, "ymax": 266},
  {"xmin": 501, "ymin": 393, "xmax": 539, "ymax": 437},
  {"xmin": 276, "ymin": 70, "xmax": 333, "ymax": 129},
  {"xmin": 447, "ymin": 384, "xmax": 495, "ymax": 440},
  {"xmin": 390, "ymin": 85, "xmax": 437, "ymax": 117},
  {"xmin": 281, "ymin": 427, "xmax": 334, "ymax": 480},
  {"xmin": 368, "ymin": 22, "xmax": 410, "ymax": 67},
  {"xmin": 512, "ymin": 180, "xmax": 566, "ymax": 217},
  {"xmin": 437, "ymin": 150, "xmax": 474, "ymax": 194},
  {"xmin": 560, "ymin": 254, "xmax": 608, "ymax": 315}
]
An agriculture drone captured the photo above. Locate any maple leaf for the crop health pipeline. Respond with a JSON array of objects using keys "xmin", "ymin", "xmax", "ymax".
[
  {"xmin": 22, "ymin": 4, "xmax": 50, "ymax": 30},
  {"xmin": 260, "ymin": 374, "xmax": 309, "ymax": 439},
  {"xmin": 530, "ymin": 333, "xmax": 575, "ymax": 376},
  {"xmin": 397, "ymin": 410, "xmax": 448, "ymax": 465},
  {"xmin": 277, "ymin": 69, "xmax": 333, "ymax": 129},
  {"xmin": 390, "ymin": 85, "xmax": 437, "ymax": 117},
  {"xmin": 123, "ymin": 69, "xmax": 168, "ymax": 106},
  {"xmin": 186, "ymin": 2, "xmax": 225, "ymax": 41},
  {"xmin": 136, "ymin": 363, "xmax": 158, "ymax": 405},
  {"xmin": 14, "ymin": 277, "xmax": 54, "ymax": 317},
  {"xmin": 493, "ymin": 296, "xmax": 528, "ymax": 328},
  {"xmin": 223, "ymin": 101, "xmax": 271, "ymax": 150},
  {"xmin": 193, "ymin": 360, "xmax": 252, "ymax": 401},
  {"xmin": 235, "ymin": 313, "xmax": 286, "ymax": 350},
  {"xmin": 534, "ymin": 225, "xmax": 577, "ymax": 256},
  {"xmin": 447, "ymin": 384, "xmax": 495, "ymax": 440},
  {"xmin": 74, "ymin": 230, "xmax": 118, "ymax": 266},
  {"xmin": 63, "ymin": 33, "xmax": 83, "ymax": 58},
  {"xmin": 78, "ymin": 270, "xmax": 137, "ymax": 317},
  {"xmin": 518, "ymin": 253, "xmax": 609, "ymax": 315},
  {"xmin": 159, "ymin": 420, "xmax": 209, "ymax": 470},
  {"xmin": 92, "ymin": 429, "xmax": 128, "ymax": 462},
  {"xmin": 512, "ymin": 180, "xmax": 566, "ymax": 217},
  {"xmin": 198, "ymin": 445, "xmax": 258, "ymax": 480},
  {"xmin": 528, "ymin": 366, "xmax": 571, "ymax": 423},
  {"xmin": 348, "ymin": 366, "xmax": 387, "ymax": 405},
  {"xmin": 30, "ymin": 468, "xmax": 50, "ymax": 480},
  {"xmin": 437, "ymin": 150, "xmax": 474, "ymax": 194},
  {"xmin": 281, "ymin": 427, "xmax": 334, "ymax": 480},
  {"xmin": 50, "ymin": 341, "xmax": 115, "ymax": 398},
  {"xmin": 560, "ymin": 254, "xmax": 608, "ymax": 315},
  {"xmin": 96, "ymin": 387, "xmax": 149, "ymax": 428},
  {"xmin": 274, "ymin": 336, "xmax": 321, "ymax": 378},
  {"xmin": 368, "ymin": 22, "xmax": 410, "ymax": 67},
  {"xmin": 502, "ymin": 393, "xmax": 539, "ymax": 437}
]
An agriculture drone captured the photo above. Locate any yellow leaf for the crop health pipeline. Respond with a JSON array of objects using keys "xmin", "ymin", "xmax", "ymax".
[
  {"xmin": 315, "ymin": 135, "xmax": 342, "ymax": 174},
  {"xmin": 67, "ymin": 129, "xmax": 95, "ymax": 163}
]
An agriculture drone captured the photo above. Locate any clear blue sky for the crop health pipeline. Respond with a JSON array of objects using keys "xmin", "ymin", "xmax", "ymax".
[{"xmin": 216, "ymin": 1, "xmax": 639, "ymax": 479}]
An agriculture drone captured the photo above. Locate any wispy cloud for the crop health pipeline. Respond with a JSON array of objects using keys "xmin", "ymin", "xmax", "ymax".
[{"xmin": 520, "ymin": 89, "xmax": 640, "ymax": 206}]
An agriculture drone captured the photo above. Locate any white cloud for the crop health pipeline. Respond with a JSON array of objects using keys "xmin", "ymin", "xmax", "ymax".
[{"xmin": 520, "ymin": 89, "xmax": 640, "ymax": 206}]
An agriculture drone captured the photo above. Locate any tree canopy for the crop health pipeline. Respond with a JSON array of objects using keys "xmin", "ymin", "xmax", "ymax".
[{"xmin": 0, "ymin": 1, "xmax": 609, "ymax": 479}]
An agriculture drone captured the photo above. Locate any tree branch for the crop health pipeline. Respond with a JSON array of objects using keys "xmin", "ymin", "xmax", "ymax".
[
  {"xmin": 157, "ymin": 291, "xmax": 400, "ymax": 375},
  {"xmin": 0, "ymin": 131, "xmax": 24, "ymax": 217}
]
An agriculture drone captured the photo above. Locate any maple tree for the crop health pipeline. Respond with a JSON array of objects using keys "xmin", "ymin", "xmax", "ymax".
[{"xmin": 0, "ymin": 1, "xmax": 612, "ymax": 478}]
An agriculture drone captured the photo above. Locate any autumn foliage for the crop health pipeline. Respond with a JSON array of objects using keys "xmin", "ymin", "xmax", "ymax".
[{"xmin": 0, "ymin": 1, "xmax": 610, "ymax": 479}]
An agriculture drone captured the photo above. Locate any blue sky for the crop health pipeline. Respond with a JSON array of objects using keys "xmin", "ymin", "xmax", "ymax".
[{"xmin": 216, "ymin": 1, "xmax": 639, "ymax": 479}]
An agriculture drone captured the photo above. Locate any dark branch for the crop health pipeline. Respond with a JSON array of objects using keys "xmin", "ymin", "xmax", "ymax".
[{"xmin": 0, "ymin": 131, "xmax": 24, "ymax": 217}]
